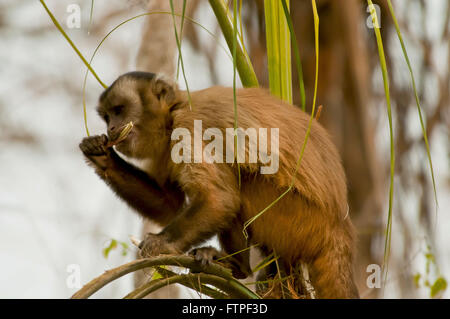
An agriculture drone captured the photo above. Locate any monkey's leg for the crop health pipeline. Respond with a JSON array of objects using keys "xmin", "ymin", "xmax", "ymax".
[
  {"xmin": 309, "ymin": 234, "xmax": 360, "ymax": 299},
  {"xmin": 80, "ymin": 135, "xmax": 184, "ymax": 225},
  {"xmin": 217, "ymin": 218, "xmax": 252, "ymax": 279}
]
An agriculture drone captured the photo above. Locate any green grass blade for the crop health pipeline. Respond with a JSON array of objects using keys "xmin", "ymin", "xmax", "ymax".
[
  {"xmin": 216, "ymin": 244, "xmax": 259, "ymax": 261},
  {"xmin": 170, "ymin": 0, "xmax": 192, "ymax": 110},
  {"xmin": 252, "ymin": 252, "xmax": 277, "ymax": 273},
  {"xmin": 386, "ymin": 0, "xmax": 438, "ymax": 211},
  {"xmin": 278, "ymin": 0, "xmax": 292, "ymax": 103},
  {"xmin": 264, "ymin": 0, "xmax": 281, "ymax": 99},
  {"xmin": 176, "ymin": 0, "xmax": 187, "ymax": 80},
  {"xmin": 238, "ymin": 0, "xmax": 246, "ymax": 54},
  {"xmin": 88, "ymin": 0, "xmax": 94, "ymax": 35},
  {"xmin": 243, "ymin": 188, "xmax": 291, "ymax": 239},
  {"xmin": 286, "ymin": 0, "xmax": 319, "ymax": 187},
  {"xmin": 232, "ymin": 0, "xmax": 241, "ymax": 189},
  {"xmin": 311, "ymin": 0, "xmax": 319, "ymax": 114},
  {"xmin": 367, "ymin": 0, "xmax": 395, "ymax": 288},
  {"xmin": 39, "ymin": 0, "xmax": 107, "ymax": 89},
  {"xmin": 281, "ymin": 0, "xmax": 306, "ymax": 110}
]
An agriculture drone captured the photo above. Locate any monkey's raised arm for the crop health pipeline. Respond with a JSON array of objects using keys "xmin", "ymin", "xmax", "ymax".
[{"xmin": 79, "ymin": 135, "xmax": 184, "ymax": 226}]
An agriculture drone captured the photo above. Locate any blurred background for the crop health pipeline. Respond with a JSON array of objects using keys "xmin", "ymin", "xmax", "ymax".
[{"xmin": 0, "ymin": 0, "xmax": 448, "ymax": 298}]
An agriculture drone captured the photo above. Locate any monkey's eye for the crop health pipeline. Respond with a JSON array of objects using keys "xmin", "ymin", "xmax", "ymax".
[
  {"xmin": 104, "ymin": 114, "xmax": 110, "ymax": 123},
  {"xmin": 112, "ymin": 105, "xmax": 124, "ymax": 116}
]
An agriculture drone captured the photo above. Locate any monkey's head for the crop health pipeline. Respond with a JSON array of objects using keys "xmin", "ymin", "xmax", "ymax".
[{"xmin": 97, "ymin": 71, "xmax": 180, "ymax": 159}]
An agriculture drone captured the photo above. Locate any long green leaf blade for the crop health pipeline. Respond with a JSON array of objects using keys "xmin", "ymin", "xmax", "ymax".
[
  {"xmin": 367, "ymin": 0, "xmax": 395, "ymax": 289},
  {"xmin": 39, "ymin": 0, "xmax": 107, "ymax": 89},
  {"xmin": 170, "ymin": 0, "xmax": 192, "ymax": 110},
  {"xmin": 386, "ymin": 0, "xmax": 438, "ymax": 211},
  {"xmin": 281, "ymin": 0, "xmax": 306, "ymax": 110},
  {"xmin": 208, "ymin": 0, "xmax": 259, "ymax": 88}
]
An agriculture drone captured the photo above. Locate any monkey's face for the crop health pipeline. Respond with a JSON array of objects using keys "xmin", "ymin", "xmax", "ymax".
[
  {"xmin": 97, "ymin": 72, "xmax": 175, "ymax": 159},
  {"xmin": 97, "ymin": 83, "xmax": 144, "ymax": 158}
]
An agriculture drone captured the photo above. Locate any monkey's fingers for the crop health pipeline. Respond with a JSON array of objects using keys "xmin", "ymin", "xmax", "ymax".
[{"xmin": 79, "ymin": 134, "xmax": 109, "ymax": 156}]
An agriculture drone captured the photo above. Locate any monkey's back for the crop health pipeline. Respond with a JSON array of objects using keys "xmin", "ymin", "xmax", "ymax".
[
  {"xmin": 174, "ymin": 86, "xmax": 347, "ymax": 214},
  {"xmin": 173, "ymin": 86, "xmax": 347, "ymax": 217}
]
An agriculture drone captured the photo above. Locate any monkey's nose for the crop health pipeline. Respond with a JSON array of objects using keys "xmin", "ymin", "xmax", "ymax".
[{"xmin": 108, "ymin": 128, "xmax": 118, "ymax": 140}]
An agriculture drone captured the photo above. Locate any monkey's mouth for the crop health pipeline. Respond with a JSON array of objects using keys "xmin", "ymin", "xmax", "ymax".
[
  {"xmin": 112, "ymin": 131, "xmax": 133, "ymax": 146},
  {"xmin": 108, "ymin": 123, "xmax": 135, "ymax": 147}
]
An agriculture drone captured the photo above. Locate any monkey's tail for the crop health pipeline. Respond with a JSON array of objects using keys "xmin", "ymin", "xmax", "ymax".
[{"xmin": 308, "ymin": 226, "xmax": 360, "ymax": 299}]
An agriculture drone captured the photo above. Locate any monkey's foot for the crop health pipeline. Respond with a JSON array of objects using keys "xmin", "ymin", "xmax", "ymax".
[
  {"xmin": 189, "ymin": 246, "xmax": 225, "ymax": 266},
  {"xmin": 189, "ymin": 246, "xmax": 249, "ymax": 279}
]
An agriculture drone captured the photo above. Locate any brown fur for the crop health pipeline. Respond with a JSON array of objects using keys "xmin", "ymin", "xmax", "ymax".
[{"xmin": 79, "ymin": 72, "xmax": 359, "ymax": 298}]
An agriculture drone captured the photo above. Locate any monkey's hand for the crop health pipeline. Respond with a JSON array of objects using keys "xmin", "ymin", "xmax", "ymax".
[
  {"xmin": 189, "ymin": 246, "xmax": 250, "ymax": 279},
  {"xmin": 79, "ymin": 134, "xmax": 112, "ymax": 171},
  {"xmin": 138, "ymin": 233, "xmax": 181, "ymax": 258}
]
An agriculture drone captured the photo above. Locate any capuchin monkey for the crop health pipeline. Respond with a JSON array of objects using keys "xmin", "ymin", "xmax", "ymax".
[{"xmin": 79, "ymin": 71, "xmax": 359, "ymax": 298}]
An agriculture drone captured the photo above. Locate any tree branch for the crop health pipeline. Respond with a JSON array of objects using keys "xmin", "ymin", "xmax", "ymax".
[{"xmin": 71, "ymin": 255, "xmax": 259, "ymax": 299}]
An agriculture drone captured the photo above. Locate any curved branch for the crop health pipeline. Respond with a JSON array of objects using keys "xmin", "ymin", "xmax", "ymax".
[
  {"xmin": 126, "ymin": 272, "xmax": 253, "ymax": 299},
  {"xmin": 145, "ymin": 266, "xmax": 228, "ymax": 299},
  {"xmin": 71, "ymin": 255, "xmax": 258, "ymax": 299}
]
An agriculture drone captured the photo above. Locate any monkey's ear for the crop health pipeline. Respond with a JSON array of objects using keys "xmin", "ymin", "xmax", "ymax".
[{"xmin": 152, "ymin": 79, "xmax": 177, "ymax": 107}]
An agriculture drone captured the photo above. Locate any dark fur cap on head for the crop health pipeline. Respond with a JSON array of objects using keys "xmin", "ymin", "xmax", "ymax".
[{"xmin": 99, "ymin": 71, "xmax": 157, "ymax": 103}]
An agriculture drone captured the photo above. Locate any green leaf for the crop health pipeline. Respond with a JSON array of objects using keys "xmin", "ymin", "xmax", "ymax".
[
  {"xmin": 425, "ymin": 253, "xmax": 435, "ymax": 263},
  {"xmin": 264, "ymin": 0, "xmax": 292, "ymax": 103},
  {"xmin": 386, "ymin": 0, "xmax": 438, "ymax": 212},
  {"xmin": 152, "ymin": 266, "xmax": 167, "ymax": 280},
  {"xmin": 120, "ymin": 242, "xmax": 129, "ymax": 256},
  {"xmin": 103, "ymin": 239, "xmax": 118, "ymax": 259},
  {"xmin": 413, "ymin": 273, "xmax": 421, "ymax": 288},
  {"xmin": 430, "ymin": 277, "xmax": 447, "ymax": 298}
]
